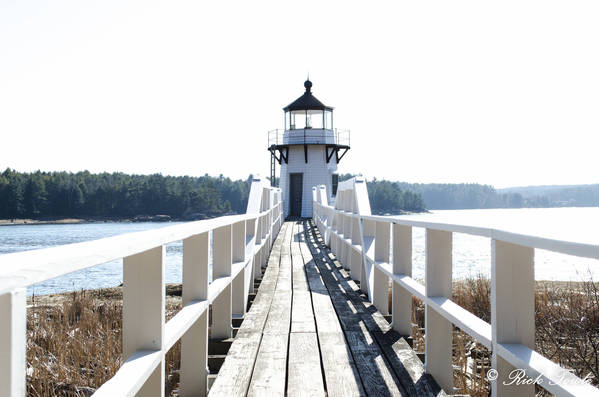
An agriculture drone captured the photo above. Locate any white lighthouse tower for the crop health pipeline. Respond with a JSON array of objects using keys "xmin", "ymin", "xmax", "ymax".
[{"xmin": 268, "ymin": 80, "xmax": 350, "ymax": 218}]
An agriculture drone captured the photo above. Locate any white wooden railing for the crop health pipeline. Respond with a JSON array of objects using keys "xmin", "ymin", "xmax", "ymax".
[
  {"xmin": 0, "ymin": 176, "xmax": 283, "ymax": 397},
  {"xmin": 312, "ymin": 177, "xmax": 599, "ymax": 397}
]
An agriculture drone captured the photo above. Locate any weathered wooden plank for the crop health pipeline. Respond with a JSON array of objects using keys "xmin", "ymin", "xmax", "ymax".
[
  {"xmin": 306, "ymin": 220, "xmax": 447, "ymax": 397},
  {"xmin": 208, "ymin": 332, "xmax": 262, "ymax": 396},
  {"xmin": 318, "ymin": 332, "xmax": 366, "ymax": 397},
  {"xmin": 297, "ymin": 222, "xmax": 366, "ymax": 397},
  {"xmin": 244, "ymin": 222, "xmax": 294, "ymax": 396},
  {"xmin": 287, "ymin": 332, "xmax": 326, "ymax": 397},
  {"xmin": 263, "ymin": 288, "xmax": 292, "ymax": 334},
  {"xmin": 303, "ymin": 256, "xmax": 329, "ymax": 294},
  {"xmin": 247, "ymin": 333, "xmax": 288, "ymax": 397},
  {"xmin": 236, "ymin": 223, "xmax": 288, "ymax": 337},
  {"xmin": 289, "ymin": 222, "xmax": 317, "ymax": 333},
  {"xmin": 291, "ymin": 290, "xmax": 316, "ymax": 333},
  {"xmin": 263, "ymin": 223, "xmax": 293, "ymax": 334},
  {"xmin": 302, "ymin": 222, "xmax": 407, "ymax": 397},
  {"xmin": 209, "ymin": 223, "xmax": 289, "ymax": 395},
  {"xmin": 291, "ymin": 222, "xmax": 310, "ymax": 292}
]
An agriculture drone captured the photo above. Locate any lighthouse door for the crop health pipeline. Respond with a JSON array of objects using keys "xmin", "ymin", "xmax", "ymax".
[{"xmin": 289, "ymin": 173, "xmax": 303, "ymax": 218}]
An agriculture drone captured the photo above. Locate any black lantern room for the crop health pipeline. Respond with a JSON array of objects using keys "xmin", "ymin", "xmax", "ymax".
[{"xmin": 283, "ymin": 80, "xmax": 334, "ymax": 130}]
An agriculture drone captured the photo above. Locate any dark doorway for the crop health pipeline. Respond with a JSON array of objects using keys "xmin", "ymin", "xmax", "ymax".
[{"xmin": 289, "ymin": 173, "xmax": 303, "ymax": 218}]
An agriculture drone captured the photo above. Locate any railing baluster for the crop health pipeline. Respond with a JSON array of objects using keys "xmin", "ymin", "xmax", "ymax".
[
  {"xmin": 425, "ymin": 228, "xmax": 453, "ymax": 394},
  {"xmin": 180, "ymin": 232, "xmax": 209, "ymax": 396},
  {"xmin": 491, "ymin": 240, "xmax": 535, "ymax": 397},
  {"xmin": 341, "ymin": 213, "xmax": 350, "ymax": 270},
  {"xmin": 361, "ymin": 219, "xmax": 376, "ymax": 297},
  {"xmin": 392, "ymin": 224, "xmax": 413, "ymax": 336},
  {"xmin": 232, "ymin": 220, "xmax": 247, "ymax": 318},
  {"xmin": 123, "ymin": 246, "xmax": 165, "ymax": 397},
  {"xmin": 350, "ymin": 216, "xmax": 362, "ymax": 279},
  {"xmin": 246, "ymin": 218, "xmax": 257, "ymax": 293},
  {"xmin": 0, "ymin": 288, "xmax": 26, "ymax": 397},
  {"xmin": 212, "ymin": 225, "xmax": 232, "ymax": 339},
  {"xmin": 373, "ymin": 221, "xmax": 390, "ymax": 314}
]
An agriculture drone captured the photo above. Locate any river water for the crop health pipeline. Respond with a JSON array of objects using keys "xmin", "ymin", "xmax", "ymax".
[{"xmin": 1, "ymin": 207, "xmax": 598, "ymax": 295}]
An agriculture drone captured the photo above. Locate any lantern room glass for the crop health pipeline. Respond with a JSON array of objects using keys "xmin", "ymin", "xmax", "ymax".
[{"xmin": 285, "ymin": 109, "xmax": 333, "ymax": 130}]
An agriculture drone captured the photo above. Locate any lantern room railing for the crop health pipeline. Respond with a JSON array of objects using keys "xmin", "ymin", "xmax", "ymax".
[{"xmin": 268, "ymin": 128, "xmax": 350, "ymax": 147}]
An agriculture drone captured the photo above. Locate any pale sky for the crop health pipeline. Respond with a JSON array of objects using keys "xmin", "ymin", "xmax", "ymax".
[{"xmin": 1, "ymin": 1, "xmax": 598, "ymax": 188}]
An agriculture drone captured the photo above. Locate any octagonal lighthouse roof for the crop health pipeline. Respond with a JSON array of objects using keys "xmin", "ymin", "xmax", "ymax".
[{"xmin": 283, "ymin": 80, "xmax": 333, "ymax": 111}]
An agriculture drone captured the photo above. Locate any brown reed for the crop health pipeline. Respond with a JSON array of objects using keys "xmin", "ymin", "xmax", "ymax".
[{"xmin": 26, "ymin": 277, "xmax": 599, "ymax": 396}]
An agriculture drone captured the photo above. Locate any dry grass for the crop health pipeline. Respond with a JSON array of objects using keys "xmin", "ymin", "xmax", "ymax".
[
  {"xmin": 405, "ymin": 276, "xmax": 599, "ymax": 396},
  {"xmin": 26, "ymin": 286, "xmax": 182, "ymax": 397},
  {"xmin": 27, "ymin": 278, "xmax": 599, "ymax": 396}
]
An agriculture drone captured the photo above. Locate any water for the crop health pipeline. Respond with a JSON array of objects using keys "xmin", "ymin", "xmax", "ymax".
[
  {"xmin": 398, "ymin": 207, "xmax": 599, "ymax": 282},
  {"xmin": 0, "ymin": 222, "xmax": 190, "ymax": 295},
  {"xmin": 1, "ymin": 207, "xmax": 598, "ymax": 295}
]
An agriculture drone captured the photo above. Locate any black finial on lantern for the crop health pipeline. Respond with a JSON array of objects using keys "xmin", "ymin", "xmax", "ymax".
[{"xmin": 304, "ymin": 79, "xmax": 312, "ymax": 93}]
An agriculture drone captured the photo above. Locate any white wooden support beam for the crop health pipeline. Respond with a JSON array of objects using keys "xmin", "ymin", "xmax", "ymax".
[
  {"xmin": 253, "ymin": 251, "xmax": 261, "ymax": 282},
  {"xmin": 180, "ymin": 233, "xmax": 209, "ymax": 397},
  {"xmin": 392, "ymin": 224, "xmax": 413, "ymax": 336},
  {"xmin": 491, "ymin": 240, "xmax": 535, "ymax": 397},
  {"xmin": 262, "ymin": 187, "xmax": 270, "ymax": 213},
  {"xmin": 261, "ymin": 214, "xmax": 268, "ymax": 241},
  {"xmin": 232, "ymin": 220, "xmax": 247, "ymax": 317},
  {"xmin": 350, "ymin": 249, "xmax": 362, "ymax": 284},
  {"xmin": 123, "ymin": 246, "xmax": 165, "ymax": 397},
  {"xmin": 373, "ymin": 221, "xmax": 390, "ymax": 314},
  {"xmin": 352, "ymin": 177, "xmax": 372, "ymax": 215},
  {"xmin": 350, "ymin": 217, "xmax": 362, "ymax": 278},
  {"xmin": 361, "ymin": 219, "xmax": 376, "ymax": 297},
  {"xmin": 425, "ymin": 229, "xmax": 453, "ymax": 394},
  {"xmin": 341, "ymin": 214, "xmax": 350, "ymax": 270},
  {"xmin": 0, "ymin": 288, "xmax": 26, "ymax": 397},
  {"xmin": 212, "ymin": 225, "xmax": 232, "ymax": 339},
  {"xmin": 245, "ymin": 218, "xmax": 257, "ymax": 294},
  {"xmin": 325, "ymin": 207, "xmax": 333, "ymax": 245}
]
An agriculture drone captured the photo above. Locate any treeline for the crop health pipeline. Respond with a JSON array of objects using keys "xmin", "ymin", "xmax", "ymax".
[
  {"xmin": 0, "ymin": 169, "xmax": 251, "ymax": 220},
  {"xmin": 395, "ymin": 182, "xmax": 525, "ymax": 210},
  {"xmin": 368, "ymin": 180, "xmax": 599, "ymax": 210},
  {"xmin": 339, "ymin": 174, "xmax": 599, "ymax": 211},
  {"xmin": 338, "ymin": 174, "xmax": 426, "ymax": 214},
  {"xmin": 499, "ymin": 184, "xmax": 599, "ymax": 207}
]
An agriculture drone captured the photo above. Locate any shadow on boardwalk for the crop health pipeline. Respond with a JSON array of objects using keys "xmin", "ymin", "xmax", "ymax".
[{"xmin": 208, "ymin": 220, "xmax": 446, "ymax": 397}]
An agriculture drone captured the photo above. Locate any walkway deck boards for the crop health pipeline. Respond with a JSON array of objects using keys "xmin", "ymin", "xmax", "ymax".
[{"xmin": 208, "ymin": 221, "xmax": 446, "ymax": 397}]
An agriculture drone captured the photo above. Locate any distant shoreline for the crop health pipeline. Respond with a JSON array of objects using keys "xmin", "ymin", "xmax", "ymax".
[
  {"xmin": 0, "ymin": 216, "xmax": 183, "ymax": 226},
  {"xmin": 0, "ymin": 218, "xmax": 87, "ymax": 226}
]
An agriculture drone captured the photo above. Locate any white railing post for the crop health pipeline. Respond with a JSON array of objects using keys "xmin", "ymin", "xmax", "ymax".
[
  {"xmin": 341, "ymin": 213, "xmax": 351, "ymax": 270},
  {"xmin": 425, "ymin": 229, "xmax": 453, "ymax": 394},
  {"xmin": 246, "ymin": 218, "xmax": 257, "ymax": 293},
  {"xmin": 0, "ymin": 288, "xmax": 26, "ymax": 397},
  {"xmin": 392, "ymin": 224, "xmax": 413, "ymax": 336},
  {"xmin": 180, "ymin": 232, "xmax": 209, "ymax": 396},
  {"xmin": 373, "ymin": 221, "xmax": 390, "ymax": 314},
  {"xmin": 212, "ymin": 225, "xmax": 232, "ymax": 339},
  {"xmin": 232, "ymin": 220, "xmax": 247, "ymax": 318},
  {"xmin": 350, "ymin": 216, "xmax": 362, "ymax": 280},
  {"xmin": 254, "ymin": 218, "xmax": 263, "ymax": 281},
  {"xmin": 491, "ymin": 240, "xmax": 535, "ymax": 397},
  {"xmin": 123, "ymin": 246, "xmax": 165, "ymax": 397},
  {"xmin": 361, "ymin": 219, "xmax": 376, "ymax": 297}
]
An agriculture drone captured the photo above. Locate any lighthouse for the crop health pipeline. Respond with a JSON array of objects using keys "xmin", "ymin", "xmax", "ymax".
[{"xmin": 268, "ymin": 80, "xmax": 350, "ymax": 218}]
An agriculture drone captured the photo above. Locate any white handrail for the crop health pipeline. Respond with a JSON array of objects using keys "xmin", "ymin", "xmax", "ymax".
[
  {"xmin": 0, "ymin": 176, "xmax": 283, "ymax": 397},
  {"xmin": 312, "ymin": 179, "xmax": 599, "ymax": 397}
]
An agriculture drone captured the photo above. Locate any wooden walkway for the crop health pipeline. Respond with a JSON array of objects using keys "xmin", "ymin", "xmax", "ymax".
[{"xmin": 208, "ymin": 220, "xmax": 446, "ymax": 397}]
